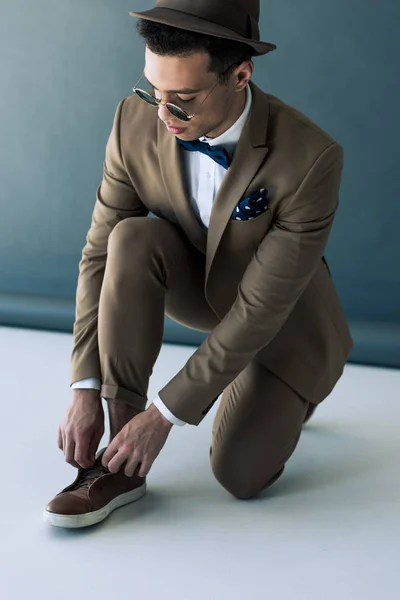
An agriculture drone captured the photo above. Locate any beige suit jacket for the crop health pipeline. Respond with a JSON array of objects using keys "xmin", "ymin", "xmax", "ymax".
[{"xmin": 71, "ymin": 81, "xmax": 354, "ymax": 425}]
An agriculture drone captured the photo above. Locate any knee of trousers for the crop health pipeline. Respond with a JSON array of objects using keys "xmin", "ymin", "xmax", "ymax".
[
  {"xmin": 107, "ymin": 217, "xmax": 180, "ymax": 267},
  {"xmin": 210, "ymin": 449, "xmax": 285, "ymax": 500}
]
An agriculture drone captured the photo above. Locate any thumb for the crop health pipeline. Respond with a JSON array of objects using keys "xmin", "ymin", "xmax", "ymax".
[{"xmin": 88, "ymin": 428, "xmax": 104, "ymax": 463}]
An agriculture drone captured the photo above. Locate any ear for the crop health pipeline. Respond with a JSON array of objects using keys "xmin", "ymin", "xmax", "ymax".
[{"xmin": 235, "ymin": 60, "xmax": 254, "ymax": 92}]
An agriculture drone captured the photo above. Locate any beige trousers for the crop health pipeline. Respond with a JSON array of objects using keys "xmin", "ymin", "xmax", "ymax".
[{"xmin": 98, "ymin": 217, "xmax": 311, "ymax": 499}]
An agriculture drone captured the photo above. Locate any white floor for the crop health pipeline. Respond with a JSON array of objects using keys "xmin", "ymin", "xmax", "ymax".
[{"xmin": 0, "ymin": 326, "xmax": 399, "ymax": 600}]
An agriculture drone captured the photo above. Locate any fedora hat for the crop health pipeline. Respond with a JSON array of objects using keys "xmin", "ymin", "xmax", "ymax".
[{"xmin": 130, "ymin": 0, "xmax": 277, "ymax": 56}]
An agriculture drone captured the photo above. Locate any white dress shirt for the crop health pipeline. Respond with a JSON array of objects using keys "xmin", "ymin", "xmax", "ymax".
[{"xmin": 72, "ymin": 86, "xmax": 253, "ymax": 426}]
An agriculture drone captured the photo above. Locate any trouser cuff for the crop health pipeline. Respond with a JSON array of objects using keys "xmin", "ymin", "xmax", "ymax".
[{"xmin": 101, "ymin": 384, "xmax": 147, "ymax": 412}]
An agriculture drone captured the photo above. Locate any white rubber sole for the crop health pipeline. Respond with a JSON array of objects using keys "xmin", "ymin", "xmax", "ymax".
[{"xmin": 43, "ymin": 483, "xmax": 147, "ymax": 529}]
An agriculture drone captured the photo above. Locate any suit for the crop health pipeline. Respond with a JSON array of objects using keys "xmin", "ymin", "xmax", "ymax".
[{"xmin": 71, "ymin": 80, "xmax": 353, "ymax": 429}]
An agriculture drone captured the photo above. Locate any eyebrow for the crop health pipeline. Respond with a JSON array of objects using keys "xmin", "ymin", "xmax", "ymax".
[{"xmin": 144, "ymin": 72, "xmax": 201, "ymax": 94}]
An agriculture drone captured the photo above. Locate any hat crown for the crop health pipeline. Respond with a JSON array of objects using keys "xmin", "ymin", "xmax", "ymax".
[
  {"xmin": 154, "ymin": 0, "xmax": 261, "ymax": 40},
  {"xmin": 155, "ymin": 0, "xmax": 260, "ymax": 20},
  {"xmin": 131, "ymin": 0, "xmax": 276, "ymax": 56}
]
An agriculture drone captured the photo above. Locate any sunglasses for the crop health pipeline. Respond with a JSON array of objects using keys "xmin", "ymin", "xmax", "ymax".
[{"xmin": 132, "ymin": 65, "xmax": 237, "ymax": 123}]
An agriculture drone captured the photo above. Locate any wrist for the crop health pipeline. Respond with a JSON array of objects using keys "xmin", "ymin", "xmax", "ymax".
[
  {"xmin": 148, "ymin": 403, "xmax": 173, "ymax": 429},
  {"xmin": 72, "ymin": 388, "xmax": 101, "ymax": 401}
]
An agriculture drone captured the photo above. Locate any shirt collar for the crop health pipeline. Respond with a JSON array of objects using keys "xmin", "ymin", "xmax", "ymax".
[{"xmin": 199, "ymin": 84, "xmax": 252, "ymax": 155}]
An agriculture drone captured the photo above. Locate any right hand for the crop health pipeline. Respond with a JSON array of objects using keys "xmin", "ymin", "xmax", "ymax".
[{"xmin": 58, "ymin": 389, "xmax": 105, "ymax": 469}]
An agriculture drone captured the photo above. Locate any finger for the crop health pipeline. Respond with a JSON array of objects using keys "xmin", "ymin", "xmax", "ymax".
[
  {"xmin": 75, "ymin": 439, "xmax": 94, "ymax": 469},
  {"xmin": 64, "ymin": 433, "xmax": 80, "ymax": 469},
  {"xmin": 102, "ymin": 443, "xmax": 119, "ymax": 469},
  {"xmin": 108, "ymin": 449, "xmax": 129, "ymax": 474},
  {"xmin": 138, "ymin": 458, "xmax": 152, "ymax": 478},
  {"xmin": 88, "ymin": 430, "xmax": 103, "ymax": 465},
  {"xmin": 62, "ymin": 430, "xmax": 78, "ymax": 467},
  {"xmin": 64, "ymin": 438, "xmax": 80, "ymax": 469},
  {"xmin": 58, "ymin": 427, "xmax": 63, "ymax": 450},
  {"xmin": 124, "ymin": 455, "xmax": 141, "ymax": 478}
]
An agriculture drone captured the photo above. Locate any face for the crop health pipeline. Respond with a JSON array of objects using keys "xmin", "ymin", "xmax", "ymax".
[{"xmin": 143, "ymin": 47, "xmax": 252, "ymax": 140}]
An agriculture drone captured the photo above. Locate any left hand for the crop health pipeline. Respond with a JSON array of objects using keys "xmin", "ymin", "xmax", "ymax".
[{"xmin": 102, "ymin": 404, "xmax": 173, "ymax": 478}]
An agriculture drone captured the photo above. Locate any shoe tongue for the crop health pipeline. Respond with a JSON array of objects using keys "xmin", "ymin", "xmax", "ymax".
[{"xmin": 75, "ymin": 461, "xmax": 109, "ymax": 490}]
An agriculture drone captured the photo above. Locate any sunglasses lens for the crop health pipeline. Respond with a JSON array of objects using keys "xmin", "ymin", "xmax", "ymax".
[
  {"xmin": 134, "ymin": 89, "xmax": 159, "ymax": 107},
  {"xmin": 167, "ymin": 104, "xmax": 190, "ymax": 122}
]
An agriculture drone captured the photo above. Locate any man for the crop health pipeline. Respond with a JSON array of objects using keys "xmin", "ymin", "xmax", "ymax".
[{"xmin": 44, "ymin": 0, "xmax": 353, "ymax": 528}]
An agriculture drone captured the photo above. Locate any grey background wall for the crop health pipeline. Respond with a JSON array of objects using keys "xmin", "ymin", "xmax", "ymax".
[{"xmin": 1, "ymin": 0, "xmax": 399, "ymax": 367}]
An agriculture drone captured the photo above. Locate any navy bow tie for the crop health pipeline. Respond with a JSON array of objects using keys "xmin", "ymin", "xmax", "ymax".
[{"xmin": 176, "ymin": 138, "xmax": 231, "ymax": 170}]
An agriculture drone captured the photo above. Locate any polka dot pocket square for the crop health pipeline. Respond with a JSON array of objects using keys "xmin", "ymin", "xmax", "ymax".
[{"xmin": 231, "ymin": 188, "xmax": 269, "ymax": 221}]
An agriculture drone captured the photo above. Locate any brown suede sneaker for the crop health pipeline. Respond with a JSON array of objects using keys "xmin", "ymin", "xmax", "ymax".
[{"xmin": 44, "ymin": 450, "xmax": 146, "ymax": 528}]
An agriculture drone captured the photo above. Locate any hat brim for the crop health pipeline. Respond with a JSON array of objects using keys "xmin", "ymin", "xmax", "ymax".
[{"xmin": 129, "ymin": 8, "xmax": 276, "ymax": 56}]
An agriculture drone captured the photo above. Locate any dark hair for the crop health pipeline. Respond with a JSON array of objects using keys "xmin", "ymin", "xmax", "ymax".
[{"xmin": 136, "ymin": 20, "xmax": 254, "ymax": 84}]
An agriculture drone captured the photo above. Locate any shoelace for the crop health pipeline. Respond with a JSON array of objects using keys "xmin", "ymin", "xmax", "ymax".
[{"xmin": 75, "ymin": 464, "xmax": 109, "ymax": 489}]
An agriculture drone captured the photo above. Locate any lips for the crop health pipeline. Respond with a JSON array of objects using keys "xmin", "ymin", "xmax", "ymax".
[{"xmin": 167, "ymin": 126, "xmax": 186, "ymax": 135}]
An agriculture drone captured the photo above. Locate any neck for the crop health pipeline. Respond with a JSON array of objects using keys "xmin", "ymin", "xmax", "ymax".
[{"xmin": 205, "ymin": 88, "xmax": 247, "ymax": 139}]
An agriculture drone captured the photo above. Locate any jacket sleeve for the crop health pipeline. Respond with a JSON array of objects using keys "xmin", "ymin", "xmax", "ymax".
[
  {"xmin": 70, "ymin": 98, "xmax": 149, "ymax": 384},
  {"xmin": 158, "ymin": 143, "xmax": 344, "ymax": 425}
]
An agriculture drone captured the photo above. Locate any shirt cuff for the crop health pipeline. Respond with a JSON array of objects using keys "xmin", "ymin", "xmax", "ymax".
[
  {"xmin": 153, "ymin": 395, "xmax": 186, "ymax": 427},
  {"xmin": 71, "ymin": 378, "xmax": 102, "ymax": 391}
]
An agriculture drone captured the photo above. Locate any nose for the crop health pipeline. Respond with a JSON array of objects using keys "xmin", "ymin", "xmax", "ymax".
[
  {"xmin": 158, "ymin": 106, "xmax": 184, "ymax": 129},
  {"xmin": 158, "ymin": 102, "xmax": 172, "ymax": 122}
]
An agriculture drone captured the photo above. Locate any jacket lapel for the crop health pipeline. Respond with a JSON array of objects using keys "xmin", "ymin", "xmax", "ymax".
[
  {"xmin": 205, "ymin": 82, "xmax": 271, "ymax": 284},
  {"xmin": 157, "ymin": 120, "xmax": 207, "ymax": 254}
]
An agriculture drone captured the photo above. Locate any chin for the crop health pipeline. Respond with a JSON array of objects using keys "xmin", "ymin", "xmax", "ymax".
[{"xmin": 177, "ymin": 130, "xmax": 198, "ymax": 141}]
